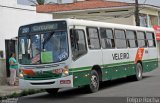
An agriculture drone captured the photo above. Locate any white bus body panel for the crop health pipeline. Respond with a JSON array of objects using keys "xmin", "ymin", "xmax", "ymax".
[{"xmin": 19, "ymin": 75, "xmax": 73, "ymax": 89}]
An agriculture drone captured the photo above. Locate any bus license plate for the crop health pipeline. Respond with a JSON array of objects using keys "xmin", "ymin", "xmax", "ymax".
[{"xmin": 60, "ymin": 80, "xmax": 71, "ymax": 84}]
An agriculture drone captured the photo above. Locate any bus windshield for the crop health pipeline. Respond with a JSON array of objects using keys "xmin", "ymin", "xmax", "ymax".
[
  {"xmin": 18, "ymin": 21, "xmax": 68, "ymax": 65},
  {"xmin": 18, "ymin": 31, "xmax": 68, "ymax": 65}
]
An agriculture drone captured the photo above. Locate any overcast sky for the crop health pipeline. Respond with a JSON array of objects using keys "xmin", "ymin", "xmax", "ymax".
[
  {"xmin": 110, "ymin": 0, "xmax": 160, "ymax": 6},
  {"xmin": 17, "ymin": 0, "xmax": 73, "ymax": 5},
  {"xmin": 17, "ymin": 0, "xmax": 160, "ymax": 7}
]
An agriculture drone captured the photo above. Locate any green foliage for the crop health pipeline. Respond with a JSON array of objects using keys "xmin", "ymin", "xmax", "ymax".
[
  {"xmin": 36, "ymin": 0, "xmax": 45, "ymax": 5},
  {"xmin": 8, "ymin": 92, "xmax": 20, "ymax": 98}
]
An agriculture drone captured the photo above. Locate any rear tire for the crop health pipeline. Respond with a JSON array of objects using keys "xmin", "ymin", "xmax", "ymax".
[
  {"xmin": 134, "ymin": 63, "xmax": 143, "ymax": 81},
  {"xmin": 87, "ymin": 70, "xmax": 99, "ymax": 93},
  {"xmin": 45, "ymin": 88, "xmax": 59, "ymax": 95}
]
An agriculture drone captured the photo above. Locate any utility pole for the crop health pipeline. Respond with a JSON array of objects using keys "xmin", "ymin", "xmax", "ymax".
[
  {"xmin": 135, "ymin": 0, "xmax": 140, "ymax": 26},
  {"xmin": 57, "ymin": 0, "xmax": 62, "ymax": 4}
]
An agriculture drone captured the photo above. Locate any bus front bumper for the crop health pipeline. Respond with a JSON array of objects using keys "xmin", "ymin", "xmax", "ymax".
[{"xmin": 19, "ymin": 75, "xmax": 73, "ymax": 89}]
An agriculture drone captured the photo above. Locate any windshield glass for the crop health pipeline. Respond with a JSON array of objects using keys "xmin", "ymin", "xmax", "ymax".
[{"xmin": 18, "ymin": 31, "xmax": 68, "ymax": 65}]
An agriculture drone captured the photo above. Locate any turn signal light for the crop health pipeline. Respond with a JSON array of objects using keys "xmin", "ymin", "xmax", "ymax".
[{"xmin": 22, "ymin": 69, "xmax": 35, "ymax": 75}]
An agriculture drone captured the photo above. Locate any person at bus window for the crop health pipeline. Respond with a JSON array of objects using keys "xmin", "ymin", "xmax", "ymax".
[{"xmin": 9, "ymin": 53, "xmax": 18, "ymax": 86}]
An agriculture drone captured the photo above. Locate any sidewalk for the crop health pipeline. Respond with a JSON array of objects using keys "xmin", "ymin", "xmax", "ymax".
[
  {"xmin": 0, "ymin": 84, "xmax": 44, "ymax": 99},
  {"xmin": 0, "ymin": 85, "xmax": 22, "ymax": 97}
]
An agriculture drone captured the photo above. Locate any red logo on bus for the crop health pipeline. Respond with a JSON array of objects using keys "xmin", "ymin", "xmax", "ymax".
[{"xmin": 134, "ymin": 48, "xmax": 144, "ymax": 64}]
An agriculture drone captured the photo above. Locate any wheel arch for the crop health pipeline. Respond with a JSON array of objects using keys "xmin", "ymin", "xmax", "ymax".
[{"xmin": 91, "ymin": 65, "xmax": 102, "ymax": 82}]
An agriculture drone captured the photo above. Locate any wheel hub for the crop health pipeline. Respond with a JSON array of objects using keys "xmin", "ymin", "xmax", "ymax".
[{"xmin": 91, "ymin": 75, "xmax": 98, "ymax": 88}]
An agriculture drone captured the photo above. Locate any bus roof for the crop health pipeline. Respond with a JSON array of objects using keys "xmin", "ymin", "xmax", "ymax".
[
  {"xmin": 65, "ymin": 19, "xmax": 154, "ymax": 32},
  {"xmin": 20, "ymin": 18, "xmax": 154, "ymax": 32}
]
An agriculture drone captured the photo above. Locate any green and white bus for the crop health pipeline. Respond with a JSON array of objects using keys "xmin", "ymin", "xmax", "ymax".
[{"xmin": 18, "ymin": 19, "xmax": 158, "ymax": 93}]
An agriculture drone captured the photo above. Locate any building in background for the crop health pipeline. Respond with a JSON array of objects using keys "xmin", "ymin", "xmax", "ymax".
[
  {"xmin": 0, "ymin": 0, "xmax": 52, "ymax": 85},
  {"xmin": 36, "ymin": 0, "xmax": 160, "ymax": 65},
  {"xmin": 36, "ymin": 0, "xmax": 160, "ymax": 27}
]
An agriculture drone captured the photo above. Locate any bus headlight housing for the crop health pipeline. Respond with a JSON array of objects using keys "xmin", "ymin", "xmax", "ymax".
[
  {"xmin": 19, "ymin": 67, "xmax": 24, "ymax": 79},
  {"xmin": 19, "ymin": 73, "xmax": 24, "ymax": 79},
  {"xmin": 19, "ymin": 68, "xmax": 35, "ymax": 79},
  {"xmin": 52, "ymin": 66, "xmax": 69, "ymax": 77},
  {"xmin": 62, "ymin": 66, "xmax": 69, "ymax": 76}
]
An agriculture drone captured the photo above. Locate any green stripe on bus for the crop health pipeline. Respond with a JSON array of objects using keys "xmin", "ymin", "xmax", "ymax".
[
  {"xmin": 70, "ymin": 58, "xmax": 158, "ymax": 72},
  {"xmin": 72, "ymin": 58, "xmax": 158, "ymax": 87},
  {"xmin": 70, "ymin": 66, "xmax": 92, "ymax": 72}
]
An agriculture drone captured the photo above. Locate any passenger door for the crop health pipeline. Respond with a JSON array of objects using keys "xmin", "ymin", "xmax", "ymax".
[
  {"xmin": 145, "ymin": 32, "xmax": 158, "ymax": 71},
  {"xmin": 136, "ymin": 31, "xmax": 149, "ymax": 65}
]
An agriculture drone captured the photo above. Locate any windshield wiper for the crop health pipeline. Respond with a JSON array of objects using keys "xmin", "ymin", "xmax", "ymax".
[{"xmin": 42, "ymin": 31, "xmax": 55, "ymax": 49}]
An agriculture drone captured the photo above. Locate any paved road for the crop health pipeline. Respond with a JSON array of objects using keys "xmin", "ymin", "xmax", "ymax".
[{"xmin": 18, "ymin": 68, "xmax": 160, "ymax": 103}]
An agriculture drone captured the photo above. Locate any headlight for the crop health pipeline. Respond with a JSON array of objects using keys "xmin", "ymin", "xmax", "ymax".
[
  {"xmin": 62, "ymin": 66, "xmax": 69, "ymax": 76},
  {"xmin": 19, "ymin": 73, "xmax": 24, "ymax": 79}
]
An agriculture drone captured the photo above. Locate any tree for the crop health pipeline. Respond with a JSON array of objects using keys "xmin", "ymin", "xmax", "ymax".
[
  {"xmin": 36, "ymin": 0, "xmax": 45, "ymax": 5},
  {"xmin": 28, "ymin": 0, "xmax": 45, "ymax": 5}
]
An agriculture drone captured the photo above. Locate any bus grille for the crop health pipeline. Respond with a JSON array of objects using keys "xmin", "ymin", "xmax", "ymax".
[{"xmin": 24, "ymin": 71, "xmax": 61, "ymax": 80}]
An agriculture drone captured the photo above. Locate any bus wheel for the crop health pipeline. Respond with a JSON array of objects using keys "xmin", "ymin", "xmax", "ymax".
[
  {"xmin": 88, "ymin": 70, "xmax": 99, "ymax": 93},
  {"xmin": 135, "ymin": 63, "xmax": 143, "ymax": 81},
  {"xmin": 45, "ymin": 88, "xmax": 59, "ymax": 95}
]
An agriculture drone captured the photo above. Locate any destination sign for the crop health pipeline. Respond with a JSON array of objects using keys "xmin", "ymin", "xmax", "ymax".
[
  {"xmin": 19, "ymin": 21, "xmax": 67, "ymax": 35},
  {"xmin": 21, "ymin": 27, "xmax": 30, "ymax": 34},
  {"xmin": 31, "ymin": 23, "xmax": 58, "ymax": 32}
]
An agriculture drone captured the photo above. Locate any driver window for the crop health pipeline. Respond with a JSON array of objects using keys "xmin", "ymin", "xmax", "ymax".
[{"xmin": 31, "ymin": 34, "xmax": 41, "ymax": 64}]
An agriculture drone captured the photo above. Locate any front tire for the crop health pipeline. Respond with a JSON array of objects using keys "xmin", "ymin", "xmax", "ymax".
[
  {"xmin": 45, "ymin": 88, "xmax": 59, "ymax": 95},
  {"xmin": 88, "ymin": 70, "xmax": 99, "ymax": 93}
]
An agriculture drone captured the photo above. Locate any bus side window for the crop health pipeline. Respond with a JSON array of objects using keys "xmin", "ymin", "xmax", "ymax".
[
  {"xmin": 114, "ymin": 29, "xmax": 127, "ymax": 48},
  {"xmin": 100, "ymin": 28, "xmax": 115, "ymax": 49},
  {"xmin": 137, "ymin": 31, "xmax": 147, "ymax": 47},
  {"xmin": 86, "ymin": 27, "xmax": 101, "ymax": 49},
  {"xmin": 146, "ymin": 32, "xmax": 156, "ymax": 47},
  {"xmin": 70, "ymin": 29, "xmax": 87, "ymax": 60},
  {"xmin": 126, "ymin": 30, "xmax": 137, "ymax": 48}
]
